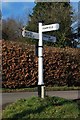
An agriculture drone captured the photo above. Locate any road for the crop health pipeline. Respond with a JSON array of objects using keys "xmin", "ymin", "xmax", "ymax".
[{"xmin": 1, "ymin": 90, "xmax": 80, "ymax": 109}]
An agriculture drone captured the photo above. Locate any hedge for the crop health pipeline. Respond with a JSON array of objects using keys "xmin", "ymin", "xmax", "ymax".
[{"xmin": 2, "ymin": 40, "xmax": 80, "ymax": 88}]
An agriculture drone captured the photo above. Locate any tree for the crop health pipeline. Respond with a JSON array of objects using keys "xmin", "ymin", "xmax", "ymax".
[
  {"xmin": 78, "ymin": 1, "xmax": 80, "ymax": 42},
  {"xmin": 71, "ymin": 2, "xmax": 80, "ymax": 48},
  {"xmin": 0, "ymin": 9, "xmax": 1, "ymax": 20},
  {"xmin": 0, "ymin": 9, "xmax": 2, "ymax": 39},
  {"xmin": 26, "ymin": 2, "xmax": 73, "ymax": 47},
  {"xmin": 2, "ymin": 17, "xmax": 23, "ymax": 40}
]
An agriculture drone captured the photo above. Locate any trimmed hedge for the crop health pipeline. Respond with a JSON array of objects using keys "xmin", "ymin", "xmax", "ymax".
[{"xmin": 2, "ymin": 40, "xmax": 80, "ymax": 88}]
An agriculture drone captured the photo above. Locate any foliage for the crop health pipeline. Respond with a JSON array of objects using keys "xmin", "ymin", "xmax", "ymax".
[
  {"xmin": 2, "ymin": 96, "xmax": 80, "ymax": 119},
  {"xmin": 44, "ymin": 47, "xmax": 80, "ymax": 87},
  {"xmin": 0, "ymin": 10, "xmax": 1, "ymax": 20},
  {"xmin": 0, "ymin": 9, "xmax": 2, "ymax": 39},
  {"xmin": 2, "ymin": 40, "xmax": 80, "ymax": 88},
  {"xmin": 26, "ymin": 2, "xmax": 73, "ymax": 47},
  {"xmin": 2, "ymin": 18, "xmax": 23, "ymax": 40}
]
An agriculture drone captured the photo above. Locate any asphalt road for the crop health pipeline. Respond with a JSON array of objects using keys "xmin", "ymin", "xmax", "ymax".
[{"xmin": 1, "ymin": 90, "xmax": 80, "ymax": 109}]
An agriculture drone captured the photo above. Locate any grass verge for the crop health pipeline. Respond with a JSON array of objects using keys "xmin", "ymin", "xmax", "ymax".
[
  {"xmin": 2, "ymin": 96, "xmax": 80, "ymax": 119},
  {"xmin": 1, "ymin": 86, "xmax": 80, "ymax": 93}
]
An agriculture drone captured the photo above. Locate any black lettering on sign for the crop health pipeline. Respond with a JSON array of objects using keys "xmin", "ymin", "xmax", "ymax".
[{"xmin": 43, "ymin": 26, "xmax": 53, "ymax": 29}]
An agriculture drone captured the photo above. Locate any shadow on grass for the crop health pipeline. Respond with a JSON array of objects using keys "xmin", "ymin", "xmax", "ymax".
[
  {"xmin": 5, "ymin": 97, "xmax": 74, "ymax": 119},
  {"xmin": 2, "ymin": 97, "xmax": 80, "ymax": 120}
]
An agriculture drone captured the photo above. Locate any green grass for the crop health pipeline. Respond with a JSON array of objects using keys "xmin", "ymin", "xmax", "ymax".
[
  {"xmin": 1, "ymin": 86, "xmax": 80, "ymax": 93},
  {"xmin": 2, "ymin": 96, "xmax": 80, "ymax": 119},
  {"xmin": 46, "ymin": 86, "xmax": 80, "ymax": 91},
  {"xmin": 2, "ymin": 87, "xmax": 37, "ymax": 92}
]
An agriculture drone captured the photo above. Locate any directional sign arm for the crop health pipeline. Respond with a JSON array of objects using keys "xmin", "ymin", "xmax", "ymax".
[
  {"xmin": 22, "ymin": 30, "xmax": 56, "ymax": 43},
  {"xmin": 42, "ymin": 23, "xmax": 59, "ymax": 32}
]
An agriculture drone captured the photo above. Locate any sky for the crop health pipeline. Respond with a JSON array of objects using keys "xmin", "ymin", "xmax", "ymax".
[
  {"xmin": 1, "ymin": 0, "xmax": 80, "ymax": 2},
  {"xmin": 1, "ymin": 1, "xmax": 79, "ymax": 24},
  {"xmin": 2, "ymin": 2, "xmax": 35, "ymax": 23}
]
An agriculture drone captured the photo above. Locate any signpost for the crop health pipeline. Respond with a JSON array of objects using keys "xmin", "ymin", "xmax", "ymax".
[
  {"xmin": 38, "ymin": 23, "xmax": 59, "ymax": 98},
  {"xmin": 22, "ymin": 22, "xmax": 59, "ymax": 99},
  {"xmin": 22, "ymin": 30, "xmax": 56, "ymax": 43}
]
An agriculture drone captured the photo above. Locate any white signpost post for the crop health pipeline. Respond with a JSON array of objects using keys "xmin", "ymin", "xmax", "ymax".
[
  {"xmin": 22, "ymin": 22, "xmax": 59, "ymax": 98},
  {"xmin": 38, "ymin": 23, "xmax": 59, "ymax": 98}
]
